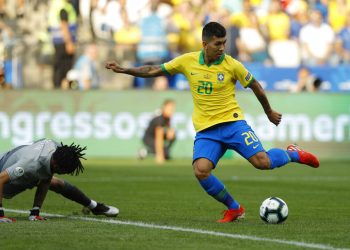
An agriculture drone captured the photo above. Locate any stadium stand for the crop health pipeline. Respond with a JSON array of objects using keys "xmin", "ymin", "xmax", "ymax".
[{"xmin": 0, "ymin": 0, "xmax": 349, "ymax": 91}]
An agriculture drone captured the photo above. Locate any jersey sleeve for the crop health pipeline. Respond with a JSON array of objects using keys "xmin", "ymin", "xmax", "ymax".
[
  {"xmin": 5, "ymin": 160, "xmax": 29, "ymax": 182},
  {"xmin": 161, "ymin": 54, "xmax": 186, "ymax": 76},
  {"xmin": 230, "ymin": 57, "xmax": 254, "ymax": 88}
]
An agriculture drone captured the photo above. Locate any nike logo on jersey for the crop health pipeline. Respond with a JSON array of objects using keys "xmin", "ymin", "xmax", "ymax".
[
  {"xmin": 253, "ymin": 144, "xmax": 260, "ymax": 149},
  {"xmin": 190, "ymin": 72, "xmax": 199, "ymax": 75}
]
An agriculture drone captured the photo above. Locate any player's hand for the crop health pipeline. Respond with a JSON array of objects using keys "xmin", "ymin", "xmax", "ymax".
[
  {"xmin": 0, "ymin": 216, "xmax": 16, "ymax": 223},
  {"xmin": 266, "ymin": 109, "xmax": 282, "ymax": 126},
  {"xmin": 105, "ymin": 61, "xmax": 123, "ymax": 73},
  {"xmin": 28, "ymin": 208, "xmax": 47, "ymax": 221}
]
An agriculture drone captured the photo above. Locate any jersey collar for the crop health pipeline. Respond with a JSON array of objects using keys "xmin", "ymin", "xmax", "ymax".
[{"xmin": 199, "ymin": 50, "xmax": 225, "ymax": 66}]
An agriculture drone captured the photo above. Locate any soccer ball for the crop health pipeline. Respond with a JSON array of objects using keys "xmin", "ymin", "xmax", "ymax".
[{"xmin": 259, "ymin": 197, "xmax": 288, "ymax": 224}]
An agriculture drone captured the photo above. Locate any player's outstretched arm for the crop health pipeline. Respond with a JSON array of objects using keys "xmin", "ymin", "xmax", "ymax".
[
  {"xmin": 28, "ymin": 178, "xmax": 52, "ymax": 221},
  {"xmin": 249, "ymin": 80, "xmax": 282, "ymax": 126},
  {"xmin": 0, "ymin": 171, "xmax": 15, "ymax": 223},
  {"xmin": 105, "ymin": 61, "xmax": 164, "ymax": 78},
  {"xmin": 33, "ymin": 178, "xmax": 51, "ymax": 209}
]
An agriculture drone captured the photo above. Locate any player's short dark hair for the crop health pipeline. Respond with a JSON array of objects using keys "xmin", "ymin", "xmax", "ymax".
[
  {"xmin": 162, "ymin": 99, "xmax": 175, "ymax": 107},
  {"xmin": 52, "ymin": 142, "xmax": 86, "ymax": 176},
  {"xmin": 202, "ymin": 22, "xmax": 226, "ymax": 42}
]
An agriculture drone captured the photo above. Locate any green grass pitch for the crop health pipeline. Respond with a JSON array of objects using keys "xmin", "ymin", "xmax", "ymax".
[{"xmin": 2, "ymin": 158, "xmax": 350, "ymax": 250}]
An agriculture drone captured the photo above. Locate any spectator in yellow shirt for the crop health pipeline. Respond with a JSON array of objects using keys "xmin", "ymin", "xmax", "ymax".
[
  {"xmin": 328, "ymin": 0, "xmax": 350, "ymax": 33},
  {"xmin": 113, "ymin": 8, "xmax": 141, "ymax": 62},
  {"xmin": 262, "ymin": 0, "xmax": 290, "ymax": 41}
]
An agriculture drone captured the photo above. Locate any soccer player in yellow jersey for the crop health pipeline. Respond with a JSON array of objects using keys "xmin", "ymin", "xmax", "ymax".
[{"xmin": 105, "ymin": 22, "xmax": 320, "ymax": 223}]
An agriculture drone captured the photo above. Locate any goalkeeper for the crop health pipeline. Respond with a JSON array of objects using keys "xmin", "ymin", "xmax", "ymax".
[{"xmin": 0, "ymin": 139, "xmax": 118, "ymax": 223}]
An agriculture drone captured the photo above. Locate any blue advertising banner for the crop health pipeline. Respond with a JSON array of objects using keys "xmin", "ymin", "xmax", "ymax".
[{"xmin": 244, "ymin": 64, "xmax": 350, "ymax": 92}]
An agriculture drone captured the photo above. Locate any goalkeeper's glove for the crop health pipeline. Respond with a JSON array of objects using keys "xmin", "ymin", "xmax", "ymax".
[
  {"xmin": 0, "ymin": 206, "xmax": 16, "ymax": 223},
  {"xmin": 28, "ymin": 207, "xmax": 47, "ymax": 221}
]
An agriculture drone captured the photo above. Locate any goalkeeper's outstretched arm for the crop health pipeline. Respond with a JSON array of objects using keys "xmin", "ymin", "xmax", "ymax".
[
  {"xmin": 32, "ymin": 178, "xmax": 52, "ymax": 209},
  {"xmin": 105, "ymin": 61, "xmax": 165, "ymax": 78},
  {"xmin": 0, "ymin": 171, "xmax": 15, "ymax": 222},
  {"xmin": 0, "ymin": 171, "xmax": 10, "ymax": 209}
]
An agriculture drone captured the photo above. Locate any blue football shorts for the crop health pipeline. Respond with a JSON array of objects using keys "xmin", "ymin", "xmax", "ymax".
[{"xmin": 193, "ymin": 120, "xmax": 265, "ymax": 166}]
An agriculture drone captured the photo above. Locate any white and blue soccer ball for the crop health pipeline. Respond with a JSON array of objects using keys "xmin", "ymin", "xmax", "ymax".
[{"xmin": 259, "ymin": 197, "xmax": 288, "ymax": 224}]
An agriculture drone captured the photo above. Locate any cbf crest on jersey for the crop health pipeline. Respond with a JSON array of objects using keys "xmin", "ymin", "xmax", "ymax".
[{"xmin": 217, "ymin": 72, "xmax": 225, "ymax": 83}]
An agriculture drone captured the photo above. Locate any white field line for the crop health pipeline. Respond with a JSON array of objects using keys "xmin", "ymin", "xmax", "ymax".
[
  {"xmin": 70, "ymin": 176, "xmax": 350, "ymax": 183},
  {"xmin": 6, "ymin": 209, "xmax": 349, "ymax": 250}
]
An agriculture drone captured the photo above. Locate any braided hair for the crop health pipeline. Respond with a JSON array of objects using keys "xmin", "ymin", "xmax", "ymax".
[{"xmin": 52, "ymin": 142, "xmax": 86, "ymax": 176}]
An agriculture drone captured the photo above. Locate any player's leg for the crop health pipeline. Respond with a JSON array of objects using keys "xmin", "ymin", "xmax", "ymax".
[
  {"xmin": 247, "ymin": 146, "xmax": 319, "ymax": 169},
  {"xmin": 285, "ymin": 144, "xmax": 319, "ymax": 168},
  {"xmin": 164, "ymin": 128, "xmax": 176, "ymax": 160},
  {"xmin": 193, "ymin": 136, "xmax": 244, "ymax": 222},
  {"xmin": 138, "ymin": 136, "xmax": 155, "ymax": 160},
  {"xmin": 248, "ymin": 150, "xmax": 289, "ymax": 170},
  {"xmin": 193, "ymin": 158, "xmax": 239, "ymax": 209},
  {"xmin": 49, "ymin": 177, "xmax": 118, "ymax": 217},
  {"xmin": 231, "ymin": 120, "xmax": 319, "ymax": 169},
  {"xmin": 1, "ymin": 182, "xmax": 28, "ymax": 222},
  {"xmin": 3, "ymin": 182, "xmax": 27, "ymax": 199}
]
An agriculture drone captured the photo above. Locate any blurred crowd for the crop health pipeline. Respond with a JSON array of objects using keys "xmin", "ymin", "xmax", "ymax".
[{"xmin": 0, "ymin": 0, "xmax": 350, "ymax": 90}]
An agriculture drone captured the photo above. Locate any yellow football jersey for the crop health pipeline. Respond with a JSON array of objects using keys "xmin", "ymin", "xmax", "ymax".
[{"xmin": 161, "ymin": 51, "xmax": 254, "ymax": 132}]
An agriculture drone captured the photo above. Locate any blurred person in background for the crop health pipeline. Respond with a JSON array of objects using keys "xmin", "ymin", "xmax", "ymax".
[
  {"xmin": 67, "ymin": 43, "xmax": 100, "ymax": 90},
  {"xmin": 0, "ymin": 20, "xmax": 23, "ymax": 89},
  {"xmin": 113, "ymin": 7, "xmax": 141, "ymax": 63},
  {"xmin": 263, "ymin": 0, "xmax": 302, "ymax": 66},
  {"xmin": 78, "ymin": 0, "xmax": 100, "ymax": 41},
  {"xmin": 136, "ymin": 0, "xmax": 169, "ymax": 90},
  {"xmin": 122, "ymin": 0, "xmax": 149, "ymax": 25},
  {"xmin": 220, "ymin": 0, "xmax": 244, "ymax": 15},
  {"xmin": 169, "ymin": 0, "xmax": 202, "ymax": 54},
  {"xmin": 312, "ymin": 0, "xmax": 328, "ymax": 20},
  {"xmin": 219, "ymin": 8, "xmax": 240, "ymax": 60},
  {"xmin": 91, "ymin": 0, "xmax": 122, "ymax": 41},
  {"xmin": 70, "ymin": 0, "xmax": 80, "ymax": 15},
  {"xmin": 0, "ymin": 62, "xmax": 5, "ymax": 88},
  {"xmin": 48, "ymin": 0, "xmax": 78, "ymax": 89},
  {"xmin": 0, "ymin": 0, "xmax": 4, "ymax": 18},
  {"xmin": 335, "ymin": 12, "xmax": 350, "ymax": 64},
  {"xmin": 139, "ymin": 99, "xmax": 176, "ymax": 164},
  {"xmin": 299, "ymin": 8, "xmax": 335, "ymax": 66},
  {"xmin": 289, "ymin": 0, "xmax": 310, "ymax": 40},
  {"xmin": 328, "ymin": 0, "xmax": 349, "ymax": 33},
  {"xmin": 290, "ymin": 66, "xmax": 322, "ymax": 92},
  {"xmin": 201, "ymin": 0, "xmax": 222, "ymax": 24},
  {"xmin": 0, "ymin": 0, "xmax": 25, "ymax": 19},
  {"xmin": 111, "ymin": 7, "xmax": 141, "ymax": 89},
  {"xmin": 261, "ymin": 0, "xmax": 291, "ymax": 41},
  {"xmin": 35, "ymin": 29, "xmax": 55, "ymax": 89},
  {"xmin": 0, "ymin": 21, "xmax": 8, "ymax": 89},
  {"xmin": 231, "ymin": 0, "xmax": 268, "ymax": 63}
]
